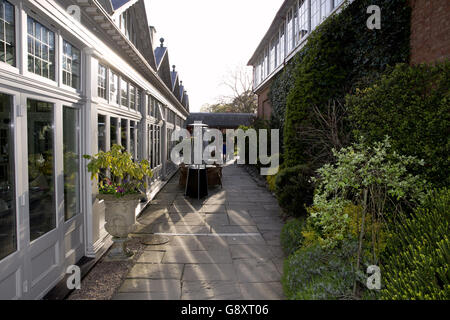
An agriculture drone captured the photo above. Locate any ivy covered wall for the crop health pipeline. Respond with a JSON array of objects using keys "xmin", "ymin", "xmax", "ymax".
[{"xmin": 269, "ymin": 0, "xmax": 411, "ymax": 168}]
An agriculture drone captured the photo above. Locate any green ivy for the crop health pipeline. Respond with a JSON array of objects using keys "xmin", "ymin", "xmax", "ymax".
[{"xmin": 280, "ymin": 0, "xmax": 411, "ymax": 168}]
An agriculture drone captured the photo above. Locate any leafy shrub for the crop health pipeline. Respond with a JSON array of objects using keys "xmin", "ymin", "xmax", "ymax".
[
  {"xmin": 84, "ymin": 144, "xmax": 152, "ymax": 198},
  {"xmin": 347, "ymin": 62, "xmax": 450, "ymax": 187},
  {"xmin": 275, "ymin": 165, "xmax": 314, "ymax": 217},
  {"xmin": 310, "ymin": 137, "xmax": 426, "ymax": 252},
  {"xmin": 283, "ymin": 240, "xmax": 361, "ymax": 300},
  {"xmin": 281, "ymin": 219, "xmax": 306, "ymax": 256},
  {"xmin": 266, "ymin": 174, "xmax": 277, "ymax": 192},
  {"xmin": 381, "ymin": 189, "xmax": 450, "ymax": 300},
  {"xmin": 283, "ymin": 0, "xmax": 410, "ymax": 168}
]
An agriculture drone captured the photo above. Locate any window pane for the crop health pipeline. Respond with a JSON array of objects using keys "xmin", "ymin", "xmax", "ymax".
[
  {"xmin": 130, "ymin": 121, "xmax": 135, "ymax": 159},
  {"xmin": 0, "ymin": 93, "xmax": 16, "ymax": 260},
  {"xmin": 63, "ymin": 107, "xmax": 80, "ymax": 221},
  {"xmin": 129, "ymin": 85, "xmax": 135, "ymax": 110},
  {"xmin": 27, "ymin": 17, "xmax": 54, "ymax": 79},
  {"xmin": 97, "ymin": 64, "xmax": 106, "ymax": 99},
  {"xmin": 27, "ymin": 99, "xmax": 55, "ymax": 241},
  {"xmin": 109, "ymin": 72, "xmax": 118, "ymax": 104},
  {"xmin": 97, "ymin": 114, "xmax": 106, "ymax": 152},
  {"xmin": 62, "ymin": 40, "xmax": 80, "ymax": 89},
  {"xmin": 110, "ymin": 117, "xmax": 118, "ymax": 147},
  {"xmin": 120, "ymin": 79, "xmax": 128, "ymax": 107},
  {"xmin": 121, "ymin": 119, "xmax": 127, "ymax": 150}
]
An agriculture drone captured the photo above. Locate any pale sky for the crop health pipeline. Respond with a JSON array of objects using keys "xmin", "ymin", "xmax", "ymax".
[{"xmin": 146, "ymin": 0, "xmax": 284, "ymax": 112}]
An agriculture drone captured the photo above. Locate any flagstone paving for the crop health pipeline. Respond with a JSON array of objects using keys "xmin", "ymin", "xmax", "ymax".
[{"xmin": 113, "ymin": 165, "xmax": 285, "ymax": 300}]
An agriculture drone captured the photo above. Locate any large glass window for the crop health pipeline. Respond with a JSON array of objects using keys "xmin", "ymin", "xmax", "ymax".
[
  {"xmin": 98, "ymin": 114, "xmax": 106, "ymax": 152},
  {"xmin": 286, "ymin": 9, "xmax": 293, "ymax": 53},
  {"xmin": 27, "ymin": 99, "xmax": 55, "ymax": 241},
  {"xmin": 27, "ymin": 17, "xmax": 55, "ymax": 80},
  {"xmin": 263, "ymin": 48, "xmax": 269, "ymax": 78},
  {"xmin": 63, "ymin": 107, "xmax": 80, "ymax": 221},
  {"xmin": 0, "ymin": 93, "xmax": 16, "ymax": 260},
  {"xmin": 156, "ymin": 125, "xmax": 160, "ymax": 166},
  {"xmin": 321, "ymin": 0, "xmax": 331, "ymax": 21},
  {"xmin": 148, "ymin": 96, "xmax": 154, "ymax": 117},
  {"xmin": 136, "ymin": 89, "xmax": 140, "ymax": 111},
  {"xmin": 311, "ymin": 0, "xmax": 321, "ymax": 31},
  {"xmin": 97, "ymin": 64, "xmax": 107, "ymax": 99},
  {"xmin": 109, "ymin": 71, "xmax": 119, "ymax": 104},
  {"xmin": 259, "ymin": 56, "xmax": 264, "ymax": 82},
  {"xmin": 298, "ymin": 0, "xmax": 308, "ymax": 41},
  {"xmin": 0, "ymin": 0, "xmax": 15, "ymax": 66},
  {"xmin": 294, "ymin": 3, "xmax": 299, "ymax": 46},
  {"xmin": 269, "ymin": 37, "xmax": 277, "ymax": 72},
  {"xmin": 120, "ymin": 78, "xmax": 128, "ymax": 107},
  {"xmin": 120, "ymin": 119, "xmax": 127, "ymax": 150},
  {"xmin": 130, "ymin": 120, "xmax": 136, "ymax": 159},
  {"xmin": 62, "ymin": 40, "xmax": 80, "ymax": 90},
  {"xmin": 148, "ymin": 124, "xmax": 153, "ymax": 168},
  {"xmin": 279, "ymin": 23, "xmax": 285, "ymax": 63},
  {"xmin": 110, "ymin": 117, "xmax": 118, "ymax": 147}
]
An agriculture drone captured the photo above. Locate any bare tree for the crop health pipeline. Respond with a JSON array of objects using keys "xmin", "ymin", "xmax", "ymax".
[
  {"xmin": 203, "ymin": 67, "xmax": 257, "ymax": 114},
  {"xmin": 295, "ymin": 99, "xmax": 351, "ymax": 165}
]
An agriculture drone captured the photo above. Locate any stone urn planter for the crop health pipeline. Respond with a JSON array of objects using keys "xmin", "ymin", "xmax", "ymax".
[
  {"xmin": 98, "ymin": 193, "xmax": 144, "ymax": 259},
  {"xmin": 84, "ymin": 144, "xmax": 153, "ymax": 260}
]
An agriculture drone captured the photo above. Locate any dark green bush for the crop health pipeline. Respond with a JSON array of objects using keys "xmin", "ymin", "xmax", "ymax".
[
  {"xmin": 381, "ymin": 188, "xmax": 450, "ymax": 300},
  {"xmin": 282, "ymin": 240, "xmax": 360, "ymax": 300},
  {"xmin": 281, "ymin": 219, "xmax": 306, "ymax": 256},
  {"xmin": 275, "ymin": 165, "xmax": 314, "ymax": 217},
  {"xmin": 283, "ymin": 0, "xmax": 410, "ymax": 168},
  {"xmin": 347, "ymin": 62, "xmax": 450, "ymax": 187}
]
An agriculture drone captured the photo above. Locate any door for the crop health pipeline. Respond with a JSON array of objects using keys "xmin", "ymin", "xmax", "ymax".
[
  {"xmin": 0, "ymin": 92, "xmax": 23, "ymax": 299},
  {"xmin": 0, "ymin": 91, "xmax": 84, "ymax": 299},
  {"xmin": 62, "ymin": 105, "xmax": 84, "ymax": 269},
  {"xmin": 24, "ymin": 97, "xmax": 61, "ymax": 299}
]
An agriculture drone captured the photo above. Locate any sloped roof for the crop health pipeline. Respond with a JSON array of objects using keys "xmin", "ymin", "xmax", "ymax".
[
  {"xmin": 111, "ymin": 0, "xmax": 136, "ymax": 10},
  {"xmin": 171, "ymin": 70, "xmax": 179, "ymax": 89},
  {"xmin": 179, "ymin": 82, "xmax": 185, "ymax": 100},
  {"xmin": 154, "ymin": 46, "xmax": 167, "ymax": 69},
  {"xmin": 186, "ymin": 113, "xmax": 256, "ymax": 128}
]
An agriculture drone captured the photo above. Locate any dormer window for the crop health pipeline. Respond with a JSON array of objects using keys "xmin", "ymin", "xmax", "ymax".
[{"xmin": 118, "ymin": 10, "xmax": 137, "ymax": 46}]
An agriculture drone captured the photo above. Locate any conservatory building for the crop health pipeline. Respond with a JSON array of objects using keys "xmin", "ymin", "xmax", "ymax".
[{"xmin": 0, "ymin": 0, "xmax": 189, "ymax": 299}]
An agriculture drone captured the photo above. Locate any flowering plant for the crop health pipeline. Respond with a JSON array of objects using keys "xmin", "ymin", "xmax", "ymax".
[{"xmin": 84, "ymin": 144, "xmax": 153, "ymax": 198}]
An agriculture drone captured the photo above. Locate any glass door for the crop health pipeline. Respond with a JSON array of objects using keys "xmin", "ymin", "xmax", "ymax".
[
  {"xmin": 26, "ymin": 99, "xmax": 55, "ymax": 241},
  {"xmin": 0, "ymin": 93, "xmax": 16, "ymax": 261},
  {"xmin": 63, "ymin": 106, "xmax": 80, "ymax": 221},
  {"xmin": 0, "ymin": 91, "xmax": 22, "ymax": 300},
  {"xmin": 62, "ymin": 105, "xmax": 83, "ymax": 266}
]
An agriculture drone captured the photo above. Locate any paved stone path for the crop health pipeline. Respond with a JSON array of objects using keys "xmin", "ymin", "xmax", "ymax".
[{"xmin": 113, "ymin": 165, "xmax": 285, "ymax": 300}]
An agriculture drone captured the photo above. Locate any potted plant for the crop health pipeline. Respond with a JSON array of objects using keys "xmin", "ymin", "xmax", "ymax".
[{"xmin": 84, "ymin": 145, "xmax": 152, "ymax": 259}]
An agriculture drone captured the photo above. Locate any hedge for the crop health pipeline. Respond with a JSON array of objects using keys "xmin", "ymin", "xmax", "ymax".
[{"xmin": 347, "ymin": 62, "xmax": 450, "ymax": 187}]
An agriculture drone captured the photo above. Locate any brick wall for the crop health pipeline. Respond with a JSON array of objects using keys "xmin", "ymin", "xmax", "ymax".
[
  {"xmin": 410, "ymin": 0, "xmax": 450, "ymax": 64},
  {"xmin": 256, "ymin": 83, "xmax": 272, "ymax": 120}
]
